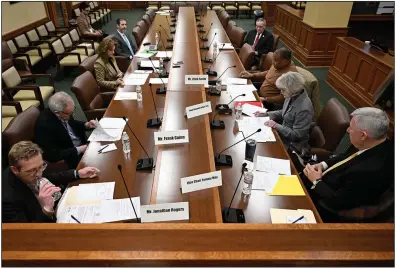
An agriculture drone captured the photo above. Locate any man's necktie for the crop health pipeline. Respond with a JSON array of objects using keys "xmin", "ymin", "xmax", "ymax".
[
  {"xmin": 252, "ymin": 33, "xmax": 260, "ymax": 50},
  {"xmin": 121, "ymin": 33, "xmax": 134, "ymax": 56},
  {"xmin": 322, "ymin": 152, "xmax": 359, "ymax": 176}
]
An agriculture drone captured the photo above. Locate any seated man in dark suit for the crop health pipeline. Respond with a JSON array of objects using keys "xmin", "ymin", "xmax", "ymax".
[
  {"xmin": 303, "ymin": 107, "xmax": 393, "ymax": 222},
  {"xmin": 244, "ymin": 18, "xmax": 274, "ymax": 66},
  {"xmin": 113, "ymin": 18, "xmax": 137, "ymax": 59},
  {"xmin": 2, "ymin": 141, "xmax": 100, "ymax": 223},
  {"xmin": 34, "ymin": 92, "xmax": 96, "ymax": 169}
]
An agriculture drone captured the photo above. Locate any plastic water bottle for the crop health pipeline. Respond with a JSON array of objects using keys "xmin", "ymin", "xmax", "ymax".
[
  {"xmin": 242, "ymin": 169, "xmax": 254, "ymax": 195},
  {"xmin": 136, "ymin": 85, "xmax": 142, "ymax": 103},
  {"xmin": 212, "ymin": 40, "xmax": 218, "ymax": 62},
  {"xmin": 122, "ymin": 131, "xmax": 131, "ymax": 154},
  {"xmin": 235, "ymin": 103, "xmax": 243, "ymax": 120},
  {"xmin": 155, "ymin": 32, "xmax": 160, "ymax": 47},
  {"xmin": 215, "ymin": 80, "xmax": 222, "ymax": 94},
  {"xmin": 159, "ymin": 57, "xmax": 166, "ymax": 76},
  {"xmin": 35, "ymin": 178, "xmax": 62, "ymax": 201}
]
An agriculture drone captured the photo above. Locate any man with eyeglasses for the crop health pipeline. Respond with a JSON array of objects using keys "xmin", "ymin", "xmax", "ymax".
[
  {"xmin": 34, "ymin": 92, "xmax": 97, "ymax": 169},
  {"xmin": 112, "ymin": 18, "xmax": 137, "ymax": 59},
  {"xmin": 2, "ymin": 141, "xmax": 100, "ymax": 223},
  {"xmin": 244, "ymin": 18, "xmax": 274, "ymax": 66},
  {"xmin": 76, "ymin": 2, "xmax": 103, "ymax": 38}
]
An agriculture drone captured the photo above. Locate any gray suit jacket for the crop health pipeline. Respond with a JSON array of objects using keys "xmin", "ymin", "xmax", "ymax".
[
  {"xmin": 267, "ymin": 90, "xmax": 314, "ymax": 151},
  {"xmin": 112, "ymin": 31, "xmax": 137, "ymax": 57}
]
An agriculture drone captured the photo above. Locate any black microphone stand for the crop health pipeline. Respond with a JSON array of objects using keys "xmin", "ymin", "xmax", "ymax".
[
  {"xmin": 216, "ymin": 93, "xmax": 246, "ymax": 115},
  {"xmin": 117, "ymin": 164, "xmax": 142, "ymax": 222},
  {"xmin": 200, "ymin": 23, "xmax": 213, "ymax": 42},
  {"xmin": 205, "ymin": 44, "xmax": 225, "ymax": 76},
  {"xmin": 222, "ymin": 163, "xmax": 247, "ymax": 223}
]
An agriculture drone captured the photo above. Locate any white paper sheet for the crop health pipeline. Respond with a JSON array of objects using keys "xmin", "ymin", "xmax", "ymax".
[
  {"xmin": 141, "ymin": 60, "xmax": 160, "ymax": 68},
  {"xmin": 134, "ymin": 70, "xmax": 153, "ymax": 74},
  {"xmin": 125, "ymin": 73, "xmax": 149, "ymax": 85},
  {"xmin": 114, "ymin": 92, "xmax": 137, "ymax": 100},
  {"xmin": 155, "ymin": 51, "xmax": 173, "ymax": 58},
  {"xmin": 230, "ymin": 92, "xmax": 256, "ymax": 102},
  {"xmin": 270, "ymin": 208, "xmax": 317, "ymax": 224},
  {"xmin": 228, "ymin": 84, "xmax": 257, "ymax": 95},
  {"xmin": 149, "ymin": 78, "xmax": 169, "ymax": 84},
  {"xmin": 218, "ymin": 43, "xmax": 234, "ymax": 50},
  {"xmin": 100, "ymin": 197, "xmax": 141, "ymax": 223},
  {"xmin": 256, "ymin": 156, "xmax": 291, "ymax": 175},
  {"xmin": 99, "ymin": 117, "xmax": 126, "ymax": 129},
  {"xmin": 252, "ymin": 171, "xmax": 279, "ymax": 193},
  {"xmin": 135, "ymin": 51, "xmax": 157, "ymax": 58},
  {"xmin": 77, "ymin": 182, "xmax": 115, "ymax": 202},
  {"xmin": 222, "ymin": 78, "xmax": 247, "ymax": 85},
  {"xmin": 242, "ymin": 104, "xmax": 268, "ymax": 117},
  {"xmin": 240, "ymin": 124, "xmax": 275, "ymax": 142},
  {"xmin": 57, "ymin": 204, "xmax": 102, "ymax": 223},
  {"xmin": 88, "ymin": 126, "xmax": 123, "ymax": 142},
  {"xmin": 98, "ymin": 143, "xmax": 117, "ymax": 153}
]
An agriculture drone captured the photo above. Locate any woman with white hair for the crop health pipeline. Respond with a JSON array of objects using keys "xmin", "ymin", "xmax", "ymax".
[{"xmin": 254, "ymin": 71, "xmax": 314, "ymax": 152}]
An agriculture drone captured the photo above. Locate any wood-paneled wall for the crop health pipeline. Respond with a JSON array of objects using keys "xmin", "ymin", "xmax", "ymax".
[{"xmin": 274, "ymin": 4, "xmax": 348, "ymax": 67}]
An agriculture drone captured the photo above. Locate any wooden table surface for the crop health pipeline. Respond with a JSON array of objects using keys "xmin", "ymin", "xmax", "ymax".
[{"xmin": 71, "ymin": 8, "xmax": 321, "ymax": 223}]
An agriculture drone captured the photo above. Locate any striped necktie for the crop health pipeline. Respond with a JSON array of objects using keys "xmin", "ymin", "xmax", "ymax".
[{"xmin": 322, "ymin": 152, "xmax": 359, "ymax": 176}]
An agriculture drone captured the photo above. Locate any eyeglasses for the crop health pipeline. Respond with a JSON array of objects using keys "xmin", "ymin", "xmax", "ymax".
[
  {"xmin": 56, "ymin": 106, "xmax": 76, "ymax": 116},
  {"xmin": 20, "ymin": 162, "xmax": 47, "ymax": 176}
]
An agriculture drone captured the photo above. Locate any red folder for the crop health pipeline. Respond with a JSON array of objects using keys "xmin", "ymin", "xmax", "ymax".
[{"xmin": 234, "ymin": 101, "xmax": 263, "ymax": 108}]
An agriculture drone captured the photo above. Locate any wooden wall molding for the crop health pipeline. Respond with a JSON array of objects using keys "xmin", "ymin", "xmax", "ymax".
[
  {"xmin": 262, "ymin": 2, "xmax": 286, "ymax": 27},
  {"xmin": 2, "ymin": 17, "xmax": 50, "ymax": 41},
  {"xmin": 274, "ymin": 4, "xmax": 348, "ymax": 67},
  {"xmin": 2, "ymin": 223, "xmax": 394, "ymax": 266}
]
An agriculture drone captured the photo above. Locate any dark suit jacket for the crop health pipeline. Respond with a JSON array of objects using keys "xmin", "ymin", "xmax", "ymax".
[
  {"xmin": 113, "ymin": 31, "xmax": 137, "ymax": 58},
  {"xmin": 34, "ymin": 108, "xmax": 87, "ymax": 169},
  {"xmin": 2, "ymin": 167, "xmax": 77, "ymax": 223},
  {"xmin": 244, "ymin": 29, "xmax": 274, "ymax": 56},
  {"xmin": 311, "ymin": 140, "xmax": 393, "ymax": 216}
]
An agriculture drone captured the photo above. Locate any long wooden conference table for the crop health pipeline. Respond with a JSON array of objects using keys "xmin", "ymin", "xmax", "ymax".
[{"xmin": 2, "ymin": 8, "xmax": 393, "ymax": 266}]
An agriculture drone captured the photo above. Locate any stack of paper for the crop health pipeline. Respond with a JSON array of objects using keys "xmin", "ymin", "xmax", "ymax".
[
  {"xmin": 237, "ymin": 117, "xmax": 276, "ymax": 142},
  {"xmin": 125, "ymin": 73, "xmax": 150, "ymax": 85},
  {"xmin": 100, "ymin": 198, "xmax": 141, "ymax": 223},
  {"xmin": 134, "ymin": 70, "xmax": 153, "ymax": 74},
  {"xmin": 219, "ymin": 43, "xmax": 234, "ymax": 50},
  {"xmin": 242, "ymin": 103, "xmax": 268, "ymax": 117},
  {"xmin": 270, "ymin": 208, "xmax": 317, "ymax": 223},
  {"xmin": 228, "ymin": 84, "xmax": 257, "ymax": 102},
  {"xmin": 135, "ymin": 51, "xmax": 157, "ymax": 58},
  {"xmin": 88, "ymin": 119, "xmax": 124, "ymax": 142},
  {"xmin": 149, "ymin": 78, "xmax": 169, "ymax": 84},
  {"xmin": 141, "ymin": 60, "xmax": 160, "ymax": 69},
  {"xmin": 114, "ymin": 91, "xmax": 137, "ymax": 100},
  {"xmin": 252, "ymin": 171, "xmax": 279, "ymax": 193},
  {"xmin": 221, "ymin": 78, "xmax": 247, "ymax": 86},
  {"xmin": 256, "ymin": 156, "xmax": 291, "ymax": 175},
  {"xmin": 77, "ymin": 182, "xmax": 115, "ymax": 202},
  {"xmin": 155, "ymin": 51, "xmax": 173, "ymax": 58}
]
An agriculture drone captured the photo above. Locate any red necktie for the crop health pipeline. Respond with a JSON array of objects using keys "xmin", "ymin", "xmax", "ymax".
[{"xmin": 252, "ymin": 33, "xmax": 260, "ymax": 50}]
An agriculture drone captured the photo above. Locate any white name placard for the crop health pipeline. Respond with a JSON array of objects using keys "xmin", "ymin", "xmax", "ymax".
[
  {"xmin": 186, "ymin": 101, "xmax": 212, "ymax": 119},
  {"xmin": 185, "ymin": 75, "xmax": 208, "ymax": 85},
  {"xmin": 154, "ymin": 130, "xmax": 189, "ymax": 145},
  {"xmin": 141, "ymin": 202, "xmax": 189, "ymax": 223},
  {"xmin": 181, "ymin": 171, "xmax": 222, "ymax": 194}
]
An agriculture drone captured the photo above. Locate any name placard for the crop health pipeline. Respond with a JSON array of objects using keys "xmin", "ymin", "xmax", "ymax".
[
  {"xmin": 185, "ymin": 75, "xmax": 208, "ymax": 85},
  {"xmin": 141, "ymin": 202, "xmax": 189, "ymax": 223},
  {"xmin": 186, "ymin": 101, "xmax": 212, "ymax": 119},
  {"xmin": 154, "ymin": 130, "xmax": 189, "ymax": 145},
  {"xmin": 181, "ymin": 171, "xmax": 222, "ymax": 194}
]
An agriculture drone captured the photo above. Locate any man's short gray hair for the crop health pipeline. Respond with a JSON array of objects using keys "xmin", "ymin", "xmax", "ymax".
[
  {"xmin": 275, "ymin": 71, "xmax": 305, "ymax": 96},
  {"xmin": 48, "ymin": 92, "xmax": 74, "ymax": 113},
  {"xmin": 256, "ymin": 18, "xmax": 266, "ymax": 24},
  {"xmin": 351, "ymin": 107, "xmax": 389, "ymax": 140}
]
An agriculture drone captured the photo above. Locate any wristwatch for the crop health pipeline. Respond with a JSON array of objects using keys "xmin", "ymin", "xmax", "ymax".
[{"xmin": 311, "ymin": 179, "xmax": 322, "ymax": 190}]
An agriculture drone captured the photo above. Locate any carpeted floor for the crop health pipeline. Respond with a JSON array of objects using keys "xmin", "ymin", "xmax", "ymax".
[{"xmin": 46, "ymin": 8, "xmax": 352, "ymax": 153}]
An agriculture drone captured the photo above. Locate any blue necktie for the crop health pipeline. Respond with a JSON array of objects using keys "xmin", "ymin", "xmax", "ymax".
[{"xmin": 121, "ymin": 33, "xmax": 134, "ymax": 56}]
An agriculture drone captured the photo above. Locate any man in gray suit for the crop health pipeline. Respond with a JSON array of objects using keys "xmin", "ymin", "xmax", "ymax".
[
  {"xmin": 113, "ymin": 18, "xmax": 137, "ymax": 59},
  {"xmin": 255, "ymin": 72, "xmax": 314, "ymax": 153}
]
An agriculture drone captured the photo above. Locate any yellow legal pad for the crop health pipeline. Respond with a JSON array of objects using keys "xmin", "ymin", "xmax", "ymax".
[{"xmin": 268, "ymin": 175, "xmax": 306, "ymax": 196}]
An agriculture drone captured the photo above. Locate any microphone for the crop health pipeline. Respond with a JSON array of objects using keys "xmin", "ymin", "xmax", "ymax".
[
  {"xmin": 165, "ymin": 16, "xmax": 176, "ymax": 34},
  {"xmin": 215, "ymin": 129, "xmax": 262, "ymax": 166},
  {"xmin": 122, "ymin": 117, "xmax": 154, "ymax": 170},
  {"xmin": 150, "ymin": 75, "xmax": 167, "ymax": 95},
  {"xmin": 206, "ymin": 43, "xmax": 226, "ymax": 76},
  {"xmin": 158, "ymin": 32, "xmax": 170, "ymax": 62},
  {"xmin": 200, "ymin": 32, "xmax": 217, "ymax": 51},
  {"xmin": 117, "ymin": 164, "xmax": 141, "ymax": 222},
  {"xmin": 210, "ymin": 109, "xmax": 225, "ymax": 130},
  {"xmin": 159, "ymin": 24, "xmax": 173, "ymax": 42},
  {"xmin": 149, "ymin": 55, "xmax": 168, "ymax": 79},
  {"xmin": 145, "ymin": 80, "xmax": 162, "ymax": 128},
  {"xmin": 222, "ymin": 163, "xmax": 247, "ymax": 223},
  {"xmin": 216, "ymin": 93, "xmax": 246, "ymax": 115},
  {"xmin": 209, "ymin": 65, "xmax": 236, "ymax": 85},
  {"xmin": 200, "ymin": 23, "xmax": 213, "ymax": 41}
]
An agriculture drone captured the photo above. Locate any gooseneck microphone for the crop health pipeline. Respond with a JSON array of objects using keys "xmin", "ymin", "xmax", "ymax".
[
  {"xmin": 206, "ymin": 43, "xmax": 226, "ymax": 76},
  {"xmin": 149, "ymin": 55, "xmax": 168, "ymax": 79},
  {"xmin": 216, "ymin": 93, "xmax": 246, "ymax": 115},
  {"xmin": 117, "ymin": 164, "xmax": 141, "ymax": 222},
  {"xmin": 165, "ymin": 16, "xmax": 176, "ymax": 33},
  {"xmin": 209, "ymin": 65, "xmax": 237, "ymax": 85},
  {"xmin": 210, "ymin": 109, "xmax": 225, "ymax": 130},
  {"xmin": 159, "ymin": 33, "xmax": 171, "ymax": 62},
  {"xmin": 215, "ymin": 129, "xmax": 262, "ymax": 166},
  {"xmin": 222, "ymin": 163, "xmax": 247, "ymax": 223},
  {"xmin": 159, "ymin": 24, "xmax": 173, "ymax": 42},
  {"xmin": 145, "ymin": 80, "xmax": 162, "ymax": 128},
  {"xmin": 122, "ymin": 117, "xmax": 154, "ymax": 170},
  {"xmin": 201, "ymin": 32, "xmax": 217, "ymax": 51},
  {"xmin": 201, "ymin": 23, "xmax": 213, "ymax": 42}
]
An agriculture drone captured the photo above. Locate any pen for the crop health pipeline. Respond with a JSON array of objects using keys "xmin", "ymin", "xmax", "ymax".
[
  {"xmin": 98, "ymin": 145, "xmax": 109, "ymax": 153},
  {"xmin": 71, "ymin": 215, "xmax": 81, "ymax": 223},
  {"xmin": 292, "ymin": 215, "xmax": 304, "ymax": 224}
]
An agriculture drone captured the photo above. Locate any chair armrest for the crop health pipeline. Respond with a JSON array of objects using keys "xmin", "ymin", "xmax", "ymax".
[
  {"xmin": 58, "ymin": 52, "xmax": 82, "ymax": 63},
  {"xmin": 19, "ymin": 46, "xmax": 43, "ymax": 58},
  {"xmin": 81, "ymin": 34, "xmax": 101, "ymax": 42},
  {"xmin": 114, "ymin": 56, "xmax": 131, "ymax": 73},
  {"xmin": 30, "ymin": 40, "xmax": 51, "ymax": 47},
  {"xmin": 100, "ymin": 92, "xmax": 115, "ymax": 105},
  {"xmin": 13, "ymin": 58, "xmax": 31, "ymax": 72},
  {"xmin": 73, "ymin": 45, "xmax": 89, "ymax": 55},
  {"xmin": 311, "ymin": 148, "xmax": 332, "ymax": 162},
  {"xmin": 2, "ymin": 101, "xmax": 23, "ymax": 114},
  {"xmin": 85, "ymin": 109, "xmax": 106, "ymax": 121},
  {"xmin": 4, "ymin": 85, "xmax": 44, "ymax": 106},
  {"xmin": 20, "ymin": 74, "xmax": 55, "ymax": 87}
]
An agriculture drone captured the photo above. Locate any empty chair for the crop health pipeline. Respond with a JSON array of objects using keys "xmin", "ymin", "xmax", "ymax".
[
  {"xmin": 296, "ymin": 67, "xmax": 321, "ymax": 119},
  {"xmin": 36, "ymin": 24, "xmax": 60, "ymax": 42},
  {"xmin": 44, "ymin": 21, "xmax": 69, "ymax": 37},
  {"xmin": 14, "ymin": 33, "xmax": 53, "ymax": 60},
  {"xmin": 229, "ymin": 26, "xmax": 246, "ymax": 49},
  {"xmin": 224, "ymin": 2, "xmax": 238, "ymax": 18},
  {"xmin": 71, "ymin": 71, "xmax": 114, "ymax": 121},
  {"xmin": 2, "ymin": 92, "xmax": 40, "ymax": 118},
  {"xmin": 211, "ymin": 2, "xmax": 224, "ymax": 11},
  {"xmin": 308, "ymin": 98, "xmax": 350, "ymax": 161},
  {"xmin": 51, "ymin": 39, "xmax": 88, "ymax": 78},
  {"xmin": 5, "ymin": 40, "xmax": 42, "ymax": 71},
  {"xmin": 69, "ymin": 28, "xmax": 99, "ymax": 52},
  {"xmin": 132, "ymin": 26, "xmax": 145, "ymax": 47},
  {"xmin": 238, "ymin": 43, "xmax": 255, "ymax": 70},
  {"xmin": 238, "ymin": 2, "xmax": 251, "ymax": 18},
  {"xmin": 142, "ymin": 14, "xmax": 152, "ymax": 27},
  {"xmin": 226, "ymin": 20, "xmax": 237, "ymax": 36},
  {"xmin": 89, "ymin": 1, "xmax": 106, "ymax": 23},
  {"xmin": 2, "ymin": 41, "xmax": 32, "ymax": 78},
  {"xmin": 218, "ymin": 10, "xmax": 231, "ymax": 29},
  {"xmin": 147, "ymin": 1, "xmax": 159, "ymax": 11},
  {"xmin": 136, "ymin": 20, "xmax": 148, "ymax": 34},
  {"xmin": 93, "ymin": 1, "xmax": 111, "ymax": 21},
  {"xmin": 159, "ymin": 2, "xmax": 171, "ymax": 10},
  {"xmin": 25, "ymin": 29, "xmax": 52, "ymax": 49},
  {"xmin": 60, "ymin": 33, "xmax": 95, "ymax": 57},
  {"xmin": 273, "ymin": 33, "xmax": 280, "ymax": 51},
  {"xmin": 146, "ymin": 9, "xmax": 156, "ymax": 21}
]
